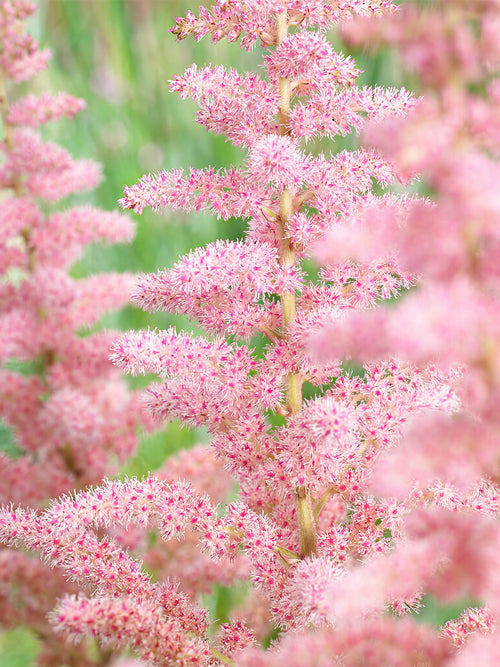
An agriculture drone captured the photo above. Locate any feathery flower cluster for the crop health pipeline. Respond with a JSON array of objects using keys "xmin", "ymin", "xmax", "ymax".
[
  {"xmin": 310, "ymin": 0, "xmax": 500, "ymax": 659},
  {"xmin": 0, "ymin": 2, "xmax": 152, "ymax": 664},
  {"xmin": 332, "ymin": 1, "xmax": 500, "ymax": 496},
  {"xmin": 2, "ymin": 0, "xmax": 498, "ymax": 665}
]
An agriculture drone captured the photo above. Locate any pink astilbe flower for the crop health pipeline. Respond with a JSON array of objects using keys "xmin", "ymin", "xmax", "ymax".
[
  {"xmin": 265, "ymin": 30, "xmax": 360, "ymax": 87},
  {"xmin": 7, "ymin": 91, "xmax": 85, "ymax": 126},
  {"xmin": 130, "ymin": 239, "xmax": 294, "ymax": 338},
  {"xmin": 329, "ymin": 0, "xmax": 500, "ymax": 547},
  {"xmin": 170, "ymin": 0, "xmax": 397, "ymax": 50},
  {"xmin": 4, "ymin": 0, "xmax": 494, "ymax": 665},
  {"xmin": 170, "ymin": 65, "xmax": 278, "ymax": 146},
  {"xmin": 50, "ymin": 596, "xmax": 213, "ymax": 667},
  {"xmin": 236, "ymin": 618, "xmax": 452, "ymax": 667},
  {"xmin": 214, "ymin": 621, "xmax": 256, "ymax": 658},
  {"xmin": 120, "ymin": 166, "xmax": 266, "ymax": 218},
  {"xmin": 147, "ymin": 445, "xmax": 248, "ymax": 599},
  {"xmin": 442, "ymin": 607, "xmax": 495, "ymax": 648},
  {"xmin": 0, "ymin": 1, "xmax": 50, "ymax": 81},
  {"xmin": 0, "ymin": 4, "xmax": 153, "ymax": 665},
  {"xmin": 0, "ymin": 127, "xmax": 102, "ymax": 200},
  {"xmin": 247, "ymin": 134, "xmax": 311, "ymax": 189},
  {"xmin": 289, "ymin": 82, "xmax": 415, "ymax": 140},
  {"xmin": 32, "ymin": 206, "xmax": 135, "ymax": 268}
]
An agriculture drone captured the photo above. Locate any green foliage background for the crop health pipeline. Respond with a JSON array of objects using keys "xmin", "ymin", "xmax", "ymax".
[{"xmin": 1, "ymin": 1, "xmax": 461, "ymax": 664}]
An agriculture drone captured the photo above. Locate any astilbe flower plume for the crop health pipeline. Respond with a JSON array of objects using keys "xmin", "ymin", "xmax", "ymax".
[
  {"xmin": 308, "ymin": 0, "xmax": 500, "ymax": 659},
  {"xmin": 1, "ymin": 0, "xmax": 493, "ymax": 665},
  {"xmin": 0, "ymin": 2, "xmax": 159, "ymax": 665}
]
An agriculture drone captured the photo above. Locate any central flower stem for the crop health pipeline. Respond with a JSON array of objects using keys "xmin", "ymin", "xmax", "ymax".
[
  {"xmin": 0, "ymin": 68, "xmax": 23, "ymax": 196},
  {"xmin": 276, "ymin": 10, "xmax": 316, "ymax": 559}
]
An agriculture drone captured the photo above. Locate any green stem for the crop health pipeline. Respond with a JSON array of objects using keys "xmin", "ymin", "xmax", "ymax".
[
  {"xmin": 211, "ymin": 647, "xmax": 235, "ymax": 666},
  {"xmin": 275, "ymin": 9, "xmax": 316, "ymax": 559},
  {"xmin": 297, "ymin": 486, "xmax": 317, "ymax": 559},
  {"xmin": 0, "ymin": 67, "xmax": 23, "ymax": 196},
  {"xmin": 277, "ymin": 11, "xmax": 290, "ymax": 130},
  {"xmin": 313, "ymin": 486, "xmax": 337, "ymax": 523}
]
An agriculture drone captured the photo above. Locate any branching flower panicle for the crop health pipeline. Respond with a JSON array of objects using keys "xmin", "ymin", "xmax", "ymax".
[
  {"xmin": 0, "ymin": 2, "xmax": 154, "ymax": 664},
  {"xmin": 2, "ymin": 1, "xmax": 499, "ymax": 665}
]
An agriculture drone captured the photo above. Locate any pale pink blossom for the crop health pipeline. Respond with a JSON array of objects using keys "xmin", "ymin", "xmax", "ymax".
[
  {"xmin": 247, "ymin": 135, "xmax": 310, "ymax": 188},
  {"xmin": 50, "ymin": 596, "xmax": 213, "ymax": 666},
  {"xmin": 171, "ymin": 0, "xmax": 398, "ymax": 50},
  {"xmin": 32, "ymin": 206, "xmax": 135, "ymax": 268},
  {"xmin": 4, "ymin": 0, "xmax": 497, "ymax": 664},
  {"xmin": 237, "ymin": 618, "xmax": 451, "ymax": 666},
  {"xmin": 7, "ymin": 91, "xmax": 85, "ymax": 126},
  {"xmin": 215, "ymin": 621, "xmax": 256, "ymax": 657},
  {"xmin": 290, "ymin": 85, "xmax": 416, "ymax": 140},
  {"xmin": 0, "ymin": 5, "xmax": 150, "ymax": 663},
  {"xmin": 0, "ymin": 1, "xmax": 50, "ymax": 81},
  {"xmin": 130, "ymin": 240, "xmax": 295, "ymax": 338},
  {"xmin": 442, "ymin": 607, "xmax": 495, "ymax": 648},
  {"xmin": 449, "ymin": 631, "xmax": 500, "ymax": 666},
  {"xmin": 170, "ymin": 65, "xmax": 278, "ymax": 146},
  {"xmin": 120, "ymin": 166, "xmax": 266, "ymax": 218},
  {"xmin": 265, "ymin": 31, "xmax": 360, "ymax": 87}
]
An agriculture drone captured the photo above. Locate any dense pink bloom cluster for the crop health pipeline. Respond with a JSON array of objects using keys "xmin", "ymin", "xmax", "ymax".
[
  {"xmin": 2, "ymin": 1, "xmax": 500, "ymax": 665},
  {"xmin": 312, "ymin": 0, "xmax": 500, "ymax": 659},
  {"xmin": 170, "ymin": 0, "xmax": 397, "ymax": 50},
  {"xmin": 325, "ymin": 2, "xmax": 500, "ymax": 495},
  {"xmin": 0, "ymin": 0, "xmax": 142, "ymax": 502},
  {"xmin": 0, "ymin": 2, "xmax": 154, "ymax": 664}
]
